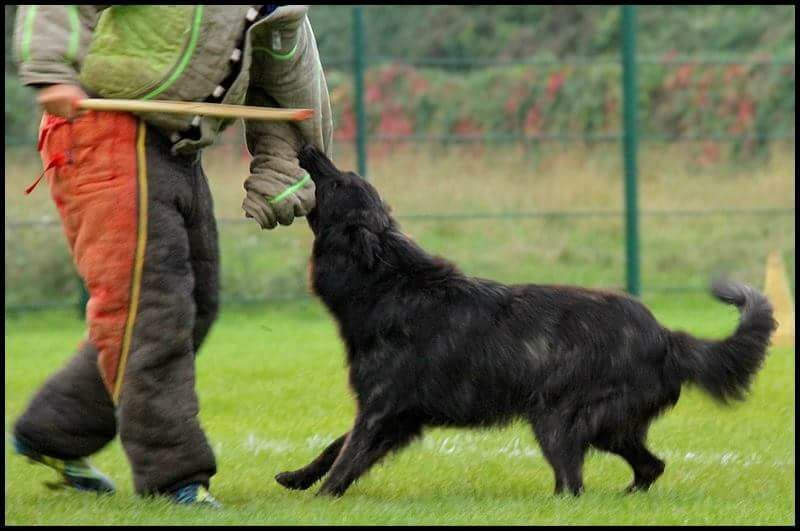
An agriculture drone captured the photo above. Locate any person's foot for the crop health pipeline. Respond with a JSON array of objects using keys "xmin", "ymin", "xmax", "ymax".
[
  {"xmin": 12, "ymin": 436, "xmax": 115, "ymax": 494},
  {"xmin": 169, "ymin": 483, "xmax": 222, "ymax": 509}
]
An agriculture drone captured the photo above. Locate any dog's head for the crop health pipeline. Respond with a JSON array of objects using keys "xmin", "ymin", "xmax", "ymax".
[{"xmin": 299, "ymin": 145, "xmax": 393, "ymax": 270}]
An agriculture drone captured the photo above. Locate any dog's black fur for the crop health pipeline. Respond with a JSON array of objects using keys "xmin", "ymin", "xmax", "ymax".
[{"xmin": 276, "ymin": 146, "xmax": 776, "ymax": 498}]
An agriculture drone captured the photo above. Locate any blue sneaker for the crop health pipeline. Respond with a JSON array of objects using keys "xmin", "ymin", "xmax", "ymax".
[
  {"xmin": 12, "ymin": 436, "xmax": 115, "ymax": 494},
  {"xmin": 169, "ymin": 483, "xmax": 222, "ymax": 509}
]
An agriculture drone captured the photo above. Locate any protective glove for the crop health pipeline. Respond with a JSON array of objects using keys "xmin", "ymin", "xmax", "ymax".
[
  {"xmin": 243, "ymin": 114, "xmax": 315, "ymax": 230},
  {"xmin": 242, "ymin": 7, "xmax": 332, "ymax": 229}
]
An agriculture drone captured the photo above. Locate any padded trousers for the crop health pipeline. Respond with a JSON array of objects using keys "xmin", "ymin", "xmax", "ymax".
[{"xmin": 14, "ymin": 111, "xmax": 219, "ymax": 495}]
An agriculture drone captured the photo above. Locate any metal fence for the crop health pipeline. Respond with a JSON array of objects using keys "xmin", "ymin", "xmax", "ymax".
[
  {"xmin": 339, "ymin": 5, "xmax": 794, "ymax": 295},
  {"xmin": 4, "ymin": 5, "xmax": 796, "ymax": 315}
]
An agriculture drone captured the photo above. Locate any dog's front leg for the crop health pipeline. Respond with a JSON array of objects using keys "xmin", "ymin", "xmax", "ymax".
[
  {"xmin": 275, "ymin": 433, "xmax": 349, "ymax": 491},
  {"xmin": 317, "ymin": 412, "xmax": 421, "ymax": 497}
]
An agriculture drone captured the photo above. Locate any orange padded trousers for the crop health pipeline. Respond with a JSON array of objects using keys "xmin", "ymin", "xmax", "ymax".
[{"xmin": 14, "ymin": 111, "xmax": 220, "ymax": 495}]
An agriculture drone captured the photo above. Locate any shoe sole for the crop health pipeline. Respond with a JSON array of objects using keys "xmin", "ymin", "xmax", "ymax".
[{"xmin": 14, "ymin": 439, "xmax": 115, "ymax": 494}]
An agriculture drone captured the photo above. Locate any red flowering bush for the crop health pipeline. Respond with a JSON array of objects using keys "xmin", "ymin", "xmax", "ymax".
[{"xmin": 325, "ymin": 58, "xmax": 794, "ymax": 159}]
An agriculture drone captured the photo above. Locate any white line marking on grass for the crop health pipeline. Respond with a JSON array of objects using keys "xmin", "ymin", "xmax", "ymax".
[
  {"xmin": 238, "ymin": 433, "xmax": 792, "ymax": 468},
  {"xmin": 245, "ymin": 433, "xmax": 295, "ymax": 455}
]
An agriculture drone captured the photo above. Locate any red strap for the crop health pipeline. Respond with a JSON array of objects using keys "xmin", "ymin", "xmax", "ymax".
[
  {"xmin": 37, "ymin": 115, "xmax": 69, "ymax": 152},
  {"xmin": 25, "ymin": 151, "xmax": 69, "ymax": 195}
]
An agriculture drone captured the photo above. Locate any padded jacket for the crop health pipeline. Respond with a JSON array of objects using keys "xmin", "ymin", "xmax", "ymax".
[{"xmin": 13, "ymin": 5, "xmax": 332, "ymax": 201}]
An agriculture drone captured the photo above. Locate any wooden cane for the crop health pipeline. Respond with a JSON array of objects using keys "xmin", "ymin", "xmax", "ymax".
[{"xmin": 75, "ymin": 98, "xmax": 314, "ymax": 122}]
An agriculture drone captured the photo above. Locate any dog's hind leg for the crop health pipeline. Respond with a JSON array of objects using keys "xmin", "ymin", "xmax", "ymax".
[
  {"xmin": 317, "ymin": 412, "xmax": 422, "ymax": 497},
  {"xmin": 620, "ymin": 443, "xmax": 664, "ymax": 493},
  {"xmin": 592, "ymin": 430, "xmax": 665, "ymax": 493},
  {"xmin": 531, "ymin": 417, "xmax": 589, "ymax": 496},
  {"xmin": 275, "ymin": 433, "xmax": 349, "ymax": 491}
]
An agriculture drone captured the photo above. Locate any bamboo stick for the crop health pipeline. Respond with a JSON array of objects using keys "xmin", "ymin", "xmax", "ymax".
[{"xmin": 76, "ymin": 99, "xmax": 313, "ymax": 122}]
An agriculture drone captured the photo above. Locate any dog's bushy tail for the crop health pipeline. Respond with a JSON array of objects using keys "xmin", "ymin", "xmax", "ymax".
[{"xmin": 667, "ymin": 279, "xmax": 776, "ymax": 403}]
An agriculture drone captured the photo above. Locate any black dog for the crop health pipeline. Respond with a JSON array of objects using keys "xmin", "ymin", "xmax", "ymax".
[{"xmin": 276, "ymin": 146, "xmax": 776, "ymax": 498}]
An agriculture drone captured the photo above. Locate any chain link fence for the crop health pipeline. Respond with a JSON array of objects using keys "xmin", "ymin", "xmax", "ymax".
[{"xmin": 4, "ymin": 6, "xmax": 795, "ymax": 315}]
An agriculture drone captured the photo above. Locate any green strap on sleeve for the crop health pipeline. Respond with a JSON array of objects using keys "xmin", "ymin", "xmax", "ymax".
[
  {"xmin": 66, "ymin": 6, "xmax": 81, "ymax": 63},
  {"xmin": 21, "ymin": 6, "xmax": 80, "ymax": 64},
  {"xmin": 253, "ymin": 40, "xmax": 299, "ymax": 61},
  {"xmin": 20, "ymin": 6, "xmax": 39, "ymax": 62},
  {"xmin": 270, "ymin": 173, "xmax": 311, "ymax": 204}
]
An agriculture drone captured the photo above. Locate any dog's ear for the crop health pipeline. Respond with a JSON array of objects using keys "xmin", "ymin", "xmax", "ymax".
[{"xmin": 349, "ymin": 226, "xmax": 381, "ymax": 270}]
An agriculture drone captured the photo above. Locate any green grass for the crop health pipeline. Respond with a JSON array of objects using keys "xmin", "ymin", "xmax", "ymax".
[{"xmin": 4, "ymin": 295, "xmax": 795, "ymax": 525}]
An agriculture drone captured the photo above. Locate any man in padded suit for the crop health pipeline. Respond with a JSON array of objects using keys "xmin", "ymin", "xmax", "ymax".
[{"xmin": 12, "ymin": 5, "xmax": 331, "ymax": 507}]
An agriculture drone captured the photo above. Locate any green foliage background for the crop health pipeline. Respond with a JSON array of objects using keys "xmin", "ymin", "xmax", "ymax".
[
  {"xmin": 311, "ymin": 5, "xmax": 795, "ymax": 60},
  {"xmin": 4, "ymin": 5, "xmax": 796, "ymax": 145}
]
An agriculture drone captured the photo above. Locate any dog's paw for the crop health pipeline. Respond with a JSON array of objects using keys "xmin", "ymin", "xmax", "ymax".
[
  {"xmin": 623, "ymin": 481, "xmax": 651, "ymax": 494},
  {"xmin": 275, "ymin": 471, "xmax": 316, "ymax": 491},
  {"xmin": 315, "ymin": 484, "xmax": 346, "ymax": 498}
]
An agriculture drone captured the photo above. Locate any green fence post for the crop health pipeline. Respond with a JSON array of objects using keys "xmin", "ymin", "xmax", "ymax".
[
  {"xmin": 352, "ymin": 6, "xmax": 368, "ymax": 179},
  {"xmin": 621, "ymin": 5, "xmax": 641, "ymax": 296},
  {"xmin": 77, "ymin": 276, "xmax": 89, "ymax": 319}
]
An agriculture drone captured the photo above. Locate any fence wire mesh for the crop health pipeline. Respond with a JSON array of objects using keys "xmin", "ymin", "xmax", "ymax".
[{"xmin": 4, "ymin": 5, "xmax": 795, "ymax": 314}]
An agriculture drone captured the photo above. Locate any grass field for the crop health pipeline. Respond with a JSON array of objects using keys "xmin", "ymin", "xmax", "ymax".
[
  {"xmin": 5, "ymin": 133, "xmax": 795, "ymax": 523},
  {"xmin": 4, "ymin": 293, "xmax": 795, "ymax": 525}
]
